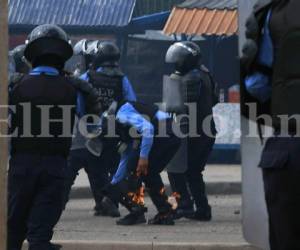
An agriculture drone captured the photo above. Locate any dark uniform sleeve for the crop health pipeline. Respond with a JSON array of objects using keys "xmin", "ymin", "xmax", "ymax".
[
  {"xmin": 9, "ymin": 73, "xmax": 24, "ymax": 92},
  {"xmin": 200, "ymin": 65, "xmax": 218, "ymax": 106},
  {"xmin": 240, "ymin": 2, "xmax": 272, "ymax": 123},
  {"xmin": 67, "ymin": 76, "xmax": 102, "ymax": 115}
]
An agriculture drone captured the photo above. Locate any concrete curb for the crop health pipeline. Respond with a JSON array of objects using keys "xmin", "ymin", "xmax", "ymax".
[
  {"xmin": 23, "ymin": 241, "xmax": 261, "ymax": 250},
  {"xmin": 69, "ymin": 182, "xmax": 242, "ymax": 199}
]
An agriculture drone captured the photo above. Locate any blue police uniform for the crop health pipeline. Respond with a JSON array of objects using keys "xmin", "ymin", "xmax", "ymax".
[
  {"xmin": 8, "ymin": 66, "xmax": 78, "ymax": 250},
  {"xmin": 109, "ymin": 102, "xmax": 181, "ymax": 214},
  {"xmin": 63, "ymin": 68, "xmax": 136, "ymax": 212}
]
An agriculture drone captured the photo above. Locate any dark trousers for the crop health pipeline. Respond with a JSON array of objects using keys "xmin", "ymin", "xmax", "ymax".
[
  {"xmin": 63, "ymin": 148, "xmax": 114, "ymax": 208},
  {"xmin": 109, "ymin": 123, "xmax": 181, "ymax": 213},
  {"xmin": 263, "ymin": 168, "xmax": 300, "ymax": 250},
  {"xmin": 142, "ymin": 132, "xmax": 181, "ymax": 213},
  {"xmin": 8, "ymin": 154, "xmax": 66, "ymax": 250},
  {"xmin": 168, "ymin": 135, "xmax": 215, "ymax": 209},
  {"xmin": 259, "ymin": 136, "xmax": 300, "ymax": 250}
]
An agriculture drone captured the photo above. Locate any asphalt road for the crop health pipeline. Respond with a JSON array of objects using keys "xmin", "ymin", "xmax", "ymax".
[{"xmin": 55, "ymin": 195, "xmax": 245, "ymax": 244}]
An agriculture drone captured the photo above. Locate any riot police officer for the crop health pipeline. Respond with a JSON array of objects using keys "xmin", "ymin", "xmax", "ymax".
[
  {"xmin": 63, "ymin": 40, "xmax": 136, "ymax": 217},
  {"xmin": 8, "ymin": 24, "xmax": 101, "ymax": 250},
  {"xmin": 241, "ymin": 1, "xmax": 300, "ymax": 249},
  {"xmin": 80, "ymin": 41, "xmax": 136, "ymax": 110},
  {"xmin": 165, "ymin": 41, "xmax": 218, "ymax": 221}
]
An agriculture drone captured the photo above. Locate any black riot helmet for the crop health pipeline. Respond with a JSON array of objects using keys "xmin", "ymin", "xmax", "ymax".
[
  {"xmin": 166, "ymin": 41, "xmax": 202, "ymax": 75},
  {"xmin": 24, "ymin": 24, "xmax": 73, "ymax": 67},
  {"xmin": 72, "ymin": 39, "xmax": 95, "ymax": 74},
  {"xmin": 92, "ymin": 41, "xmax": 121, "ymax": 68},
  {"xmin": 10, "ymin": 44, "xmax": 31, "ymax": 73},
  {"xmin": 73, "ymin": 39, "xmax": 90, "ymax": 56}
]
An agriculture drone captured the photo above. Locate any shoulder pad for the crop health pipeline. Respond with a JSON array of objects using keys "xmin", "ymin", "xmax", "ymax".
[
  {"xmin": 200, "ymin": 65, "xmax": 210, "ymax": 73},
  {"xmin": 9, "ymin": 73, "xmax": 24, "ymax": 85},
  {"xmin": 245, "ymin": 13, "xmax": 259, "ymax": 39},
  {"xmin": 9, "ymin": 73, "xmax": 25, "ymax": 90},
  {"xmin": 99, "ymin": 67, "xmax": 124, "ymax": 77},
  {"xmin": 183, "ymin": 69, "xmax": 202, "ymax": 82},
  {"xmin": 241, "ymin": 39, "xmax": 258, "ymax": 69},
  {"xmin": 67, "ymin": 76, "xmax": 102, "ymax": 115},
  {"xmin": 253, "ymin": 0, "xmax": 272, "ymax": 13},
  {"xmin": 67, "ymin": 76, "xmax": 89, "ymax": 91},
  {"xmin": 67, "ymin": 75, "xmax": 85, "ymax": 84},
  {"xmin": 170, "ymin": 73, "xmax": 181, "ymax": 80}
]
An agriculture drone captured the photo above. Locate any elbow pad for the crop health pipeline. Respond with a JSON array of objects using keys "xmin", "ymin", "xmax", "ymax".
[
  {"xmin": 241, "ymin": 39, "xmax": 258, "ymax": 70},
  {"xmin": 245, "ymin": 13, "xmax": 259, "ymax": 40},
  {"xmin": 68, "ymin": 76, "xmax": 102, "ymax": 115}
]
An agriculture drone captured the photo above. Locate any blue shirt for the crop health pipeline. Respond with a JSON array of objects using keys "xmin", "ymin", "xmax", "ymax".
[
  {"xmin": 111, "ymin": 102, "xmax": 170, "ymax": 185},
  {"xmin": 30, "ymin": 66, "xmax": 59, "ymax": 76},
  {"xmin": 80, "ymin": 67, "xmax": 137, "ymax": 102},
  {"xmin": 29, "ymin": 66, "xmax": 85, "ymax": 117}
]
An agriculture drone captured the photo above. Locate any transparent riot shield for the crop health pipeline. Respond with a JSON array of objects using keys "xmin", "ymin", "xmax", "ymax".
[
  {"xmin": 239, "ymin": 1, "xmax": 270, "ymax": 249},
  {"xmin": 162, "ymin": 75, "xmax": 188, "ymax": 173}
]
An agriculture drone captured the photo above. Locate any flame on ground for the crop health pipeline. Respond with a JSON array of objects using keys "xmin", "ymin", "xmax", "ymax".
[
  {"xmin": 168, "ymin": 192, "xmax": 180, "ymax": 210},
  {"xmin": 128, "ymin": 186, "xmax": 145, "ymax": 206}
]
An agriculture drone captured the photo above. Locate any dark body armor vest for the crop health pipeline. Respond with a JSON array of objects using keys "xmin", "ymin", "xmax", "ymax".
[
  {"xmin": 10, "ymin": 74, "xmax": 77, "ymax": 157},
  {"xmin": 182, "ymin": 68, "xmax": 216, "ymax": 136},
  {"xmin": 270, "ymin": 1, "xmax": 300, "ymax": 131},
  {"xmin": 88, "ymin": 68, "xmax": 123, "ymax": 111}
]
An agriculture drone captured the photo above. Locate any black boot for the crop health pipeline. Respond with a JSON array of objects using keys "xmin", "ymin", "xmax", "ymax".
[
  {"xmin": 116, "ymin": 203, "xmax": 147, "ymax": 226},
  {"xmin": 191, "ymin": 205, "xmax": 212, "ymax": 221},
  {"xmin": 94, "ymin": 203, "xmax": 106, "ymax": 216},
  {"xmin": 148, "ymin": 211, "xmax": 175, "ymax": 225},
  {"xmin": 116, "ymin": 212, "xmax": 147, "ymax": 226},
  {"xmin": 51, "ymin": 244, "xmax": 62, "ymax": 250},
  {"xmin": 167, "ymin": 173, "xmax": 194, "ymax": 219},
  {"xmin": 116, "ymin": 194, "xmax": 148, "ymax": 226},
  {"xmin": 173, "ymin": 198, "xmax": 194, "ymax": 220},
  {"xmin": 186, "ymin": 171, "xmax": 212, "ymax": 221},
  {"xmin": 29, "ymin": 243, "xmax": 62, "ymax": 250},
  {"xmin": 98, "ymin": 197, "xmax": 121, "ymax": 218},
  {"xmin": 148, "ymin": 187, "xmax": 175, "ymax": 225}
]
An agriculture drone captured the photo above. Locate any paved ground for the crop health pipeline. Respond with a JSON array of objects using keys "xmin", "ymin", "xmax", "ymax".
[
  {"xmin": 56, "ymin": 195, "xmax": 244, "ymax": 243},
  {"xmin": 22, "ymin": 166, "xmax": 261, "ymax": 249}
]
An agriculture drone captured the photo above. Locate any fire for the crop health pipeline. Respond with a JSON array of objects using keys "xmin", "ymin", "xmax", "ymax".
[
  {"xmin": 171, "ymin": 192, "xmax": 181, "ymax": 201},
  {"xmin": 128, "ymin": 186, "xmax": 145, "ymax": 206},
  {"xmin": 168, "ymin": 192, "xmax": 180, "ymax": 210},
  {"xmin": 159, "ymin": 187, "xmax": 166, "ymax": 196}
]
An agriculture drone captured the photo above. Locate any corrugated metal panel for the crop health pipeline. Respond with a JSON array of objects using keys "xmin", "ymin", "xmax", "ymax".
[
  {"xmin": 133, "ymin": 0, "xmax": 183, "ymax": 17},
  {"xmin": 9, "ymin": 0, "xmax": 136, "ymax": 27},
  {"xmin": 163, "ymin": 7, "xmax": 238, "ymax": 36},
  {"xmin": 178, "ymin": 0, "xmax": 237, "ymax": 10}
]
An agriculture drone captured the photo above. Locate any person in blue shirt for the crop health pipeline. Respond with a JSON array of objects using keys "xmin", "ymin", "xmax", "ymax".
[
  {"xmin": 8, "ymin": 25, "xmax": 102, "ymax": 250},
  {"xmin": 63, "ymin": 40, "xmax": 137, "ymax": 218},
  {"xmin": 99, "ymin": 101, "xmax": 181, "ymax": 226}
]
